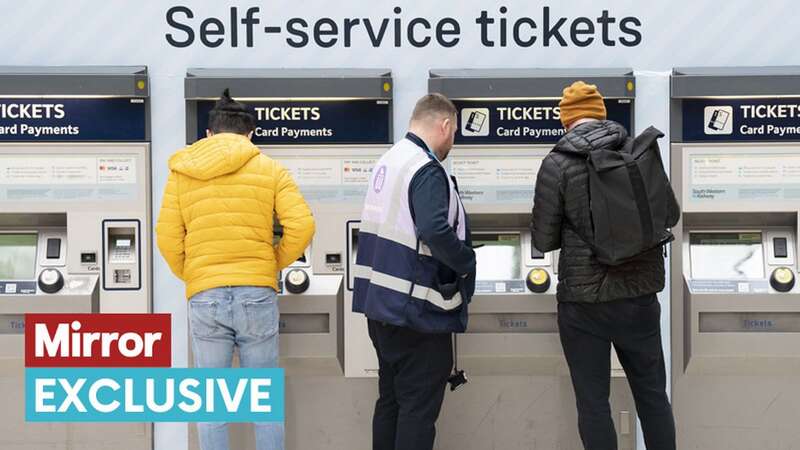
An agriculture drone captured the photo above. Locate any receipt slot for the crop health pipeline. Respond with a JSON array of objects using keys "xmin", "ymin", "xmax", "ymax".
[
  {"xmin": 671, "ymin": 67, "xmax": 800, "ymax": 449},
  {"xmin": 429, "ymin": 69, "xmax": 637, "ymax": 450},
  {"xmin": 185, "ymin": 69, "xmax": 392, "ymax": 450},
  {"xmin": 0, "ymin": 67, "xmax": 152, "ymax": 449}
]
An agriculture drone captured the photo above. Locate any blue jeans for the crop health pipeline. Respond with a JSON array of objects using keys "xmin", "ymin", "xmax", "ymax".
[{"xmin": 189, "ymin": 286, "xmax": 284, "ymax": 450}]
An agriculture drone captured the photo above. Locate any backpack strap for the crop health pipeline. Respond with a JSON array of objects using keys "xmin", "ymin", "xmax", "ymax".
[
  {"xmin": 620, "ymin": 151, "xmax": 655, "ymax": 246},
  {"xmin": 588, "ymin": 138, "xmax": 634, "ymax": 172},
  {"xmin": 631, "ymin": 126, "xmax": 665, "ymax": 158}
]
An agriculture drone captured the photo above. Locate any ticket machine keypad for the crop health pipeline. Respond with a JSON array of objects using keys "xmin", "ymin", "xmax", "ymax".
[
  {"xmin": 109, "ymin": 238, "xmax": 134, "ymax": 263},
  {"xmin": 102, "ymin": 222, "xmax": 141, "ymax": 290}
]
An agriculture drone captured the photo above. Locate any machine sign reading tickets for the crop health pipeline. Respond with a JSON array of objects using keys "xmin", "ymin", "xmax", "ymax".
[
  {"xmin": 427, "ymin": 69, "xmax": 638, "ymax": 450},
  {"xmin": 0, "ymin": 67, "xmax": 152, "ymax": 449},
  {"xmin": 671, "ymin": 67, "xmax": 800, "ymax": 449},
  {"xmin": 185, "ymin": 69, "xmax": 392, "ymax": 450}
]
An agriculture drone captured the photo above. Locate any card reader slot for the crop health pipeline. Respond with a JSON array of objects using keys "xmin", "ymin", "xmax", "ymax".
[
  {"xmin": 46, "ymin": 238, "xmax": 61, "ymax": 259},
  {"xmin": 773, "ymin": 237, "xmax": 788, "ymax": 258}
]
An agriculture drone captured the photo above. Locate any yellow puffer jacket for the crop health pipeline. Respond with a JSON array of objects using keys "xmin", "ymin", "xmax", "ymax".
[{"xmin": 156, "ymin": 133, "xmax": 314, "ymax": 299}]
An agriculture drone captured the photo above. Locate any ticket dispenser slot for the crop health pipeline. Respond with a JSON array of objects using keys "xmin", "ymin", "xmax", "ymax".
[
  {"xmin": 670, "ymin": 67, "xmax": 800, "ymax": 450},
  {"xmin": 102, "ymin": 220, "xmax": 140, "ymax": 290}
]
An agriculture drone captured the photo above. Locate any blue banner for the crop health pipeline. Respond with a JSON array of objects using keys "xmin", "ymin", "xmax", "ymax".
[
  {"xmin": 195, "ymin": 99, "xmax": 391, "ymax": 145},
  {"xmin": 0, "ymin": 98, "xmax": 147, "ymax": 142},
  {"xmin": 26, "ymin": 367, "xmax": 285, "ymax": 422},
  {"xmin": 682, "ymin": 98, "xmax": 800, "ymax": 142},
  {"xmin": 452, "ymin": 98, "xmax": 633, "ymax": 145}
]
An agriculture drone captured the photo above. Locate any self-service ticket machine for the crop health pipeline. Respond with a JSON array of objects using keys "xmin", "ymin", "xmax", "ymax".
[
  {"xmin": 185, "ymin": 68, "xmax": 392, "ymax": 449},
  {"xmin": 429, "ymin": 69, "xmax": 638, "ymax": 450},
  {"xmin": 0, "ymin": 66, "xmax": 152, "ymax": 449},
  {"xmin": 671, "ymin": 67, "xmax": 800, "ymax": 449}
]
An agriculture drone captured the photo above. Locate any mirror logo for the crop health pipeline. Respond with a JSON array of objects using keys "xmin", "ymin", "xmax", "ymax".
[{"xmin": 24, "ymin": 314, "xmax": 284, "ymax": 422}]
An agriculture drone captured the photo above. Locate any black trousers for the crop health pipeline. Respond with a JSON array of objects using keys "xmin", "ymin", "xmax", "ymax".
[
  {"xmin": 558, "ymin": 294, "xmax": 676, "ymax": 450},
  {"xmin": 367, "ymin": 319, "xmax": 453, "ymax": 450}
]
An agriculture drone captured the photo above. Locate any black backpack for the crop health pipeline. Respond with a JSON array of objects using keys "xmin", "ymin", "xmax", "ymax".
[{"xmin": 562, "ymin": 126, "xmax": 680, "ymax": 266}]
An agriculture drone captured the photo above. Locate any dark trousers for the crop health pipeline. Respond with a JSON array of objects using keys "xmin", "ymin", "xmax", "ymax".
[
  {"xmin": 558, "ymin": 294, "xmax": 676, "ymax": 450},
  {"xmin": 367, "ymin": 319, "xmax": 453, "ymax": 450}
]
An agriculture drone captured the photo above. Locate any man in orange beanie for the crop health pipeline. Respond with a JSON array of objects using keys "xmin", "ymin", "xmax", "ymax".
[
  {"xmin": 531, "ymin": 81, "xmax": 676, "ymax": 450},
  {"xmin": 558, "ymin": 80, "xmax": 608, "ymax": 129}
]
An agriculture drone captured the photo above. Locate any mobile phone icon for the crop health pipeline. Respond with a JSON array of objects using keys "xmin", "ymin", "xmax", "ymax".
[
  {"xmin": 708, "ymin": 109, "xmax": 729, "ymax": 131},
  {"xmin": 465, "ymin": 111, "xmax": 487, "ymax": 133}
]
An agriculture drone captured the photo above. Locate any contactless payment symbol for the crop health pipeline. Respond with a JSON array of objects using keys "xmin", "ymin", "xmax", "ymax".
[
  {"xmin": 704, "ymin": 106, "xmax": 733, "ymax": 135},
  {"xmin": 461, "ymin": 108, "xmax": 490, "ymax": 137}
]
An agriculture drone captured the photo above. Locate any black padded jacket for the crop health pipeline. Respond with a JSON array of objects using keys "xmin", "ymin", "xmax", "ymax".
[{"xmin": 531, "ymin": 120, "xmax": 666, "ymax": 303}]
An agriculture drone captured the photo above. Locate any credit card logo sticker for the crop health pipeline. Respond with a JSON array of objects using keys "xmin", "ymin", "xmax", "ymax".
[
  {"xmin": 461, "ymin": 108, "xmax": 489, "ymax": 137},
  {"xmin": 704, "ymin": 106, "xmax": 733, "ymax": 135}
]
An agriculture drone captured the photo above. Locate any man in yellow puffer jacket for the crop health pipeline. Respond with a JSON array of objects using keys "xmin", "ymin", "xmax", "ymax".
[{"xmin": 156, "ymin": 89, "xmax": 313, "ymax": 450}]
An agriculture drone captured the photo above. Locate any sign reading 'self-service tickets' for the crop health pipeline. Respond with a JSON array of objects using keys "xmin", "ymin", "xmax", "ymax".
[{"xmin": 25, "ymin": 314, "xmax": 284, "ymax": 422}]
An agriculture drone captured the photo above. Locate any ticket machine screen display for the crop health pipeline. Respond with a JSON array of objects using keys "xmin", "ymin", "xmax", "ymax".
[
  {"xmin": 473, "ymin": 233, "xmax": 521, "ymax": 280},
  {"xmin": 0, "ymin": 234, "xmax": 37, "ymax": 280},
  {"xmin": 690, "ymin": 232, "xmax": 764, "ymax": 279}
]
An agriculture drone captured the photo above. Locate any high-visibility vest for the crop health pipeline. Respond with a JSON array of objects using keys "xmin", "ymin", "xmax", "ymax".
[{"xmin": 352, "ymin": 136, "xmax": 468, "ymax": 333}]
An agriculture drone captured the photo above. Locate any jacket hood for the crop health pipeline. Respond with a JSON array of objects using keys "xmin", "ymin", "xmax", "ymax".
[
  {"xmin": 168, "ymin": 133, "xmax": 261, "ymax": 180},
  {"xmin": 553, "ymin": 120, "xmax": 628, "ymax": 156}
]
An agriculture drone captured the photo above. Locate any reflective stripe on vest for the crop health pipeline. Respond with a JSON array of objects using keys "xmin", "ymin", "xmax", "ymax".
[{"xmin": 352, "ymin": 264, "xmax": 463, "ymax": 311}]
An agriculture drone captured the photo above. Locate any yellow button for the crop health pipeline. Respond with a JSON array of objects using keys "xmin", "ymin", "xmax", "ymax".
[
  {"xmin": 383, "ymin": 82, "xmax": 391, "ymax": 92},
  {"xmin": 136, "ymin": 80, "xmax": 146, "ymax": 90},
  {"xmin": 529, "ymin": 269, "xmax": 549, "ymax": 285},
  {"xmin": 774, "ymin": 267, "xmax": 794, "ymax": 284},
  {"xmin": 287, "ymin": 269, "xmax": 307, "ymax": 284}
]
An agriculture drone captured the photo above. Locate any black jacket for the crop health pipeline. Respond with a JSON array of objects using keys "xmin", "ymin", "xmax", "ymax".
[
  {"xmin": 407, "ymin": 133, "xmax": 477, "ymax": 304},
  {"xmin": 531, "ymin": 120, "xmax": 666, "ymax": 303}
]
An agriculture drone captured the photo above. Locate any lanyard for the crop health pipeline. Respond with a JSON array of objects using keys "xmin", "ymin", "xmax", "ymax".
[
  {"xmin": 405, "ymin": 132, "xmax": 439, "ymax": 163},
  {"xmin": 405, "ymin": 132, "xmax": 464, "ymax": 234}
]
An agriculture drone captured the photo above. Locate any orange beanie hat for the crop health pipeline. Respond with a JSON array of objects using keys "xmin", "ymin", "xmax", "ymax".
[{"xmin": 559, "ymin": 81, "xmax": 607, "ymax": 128}]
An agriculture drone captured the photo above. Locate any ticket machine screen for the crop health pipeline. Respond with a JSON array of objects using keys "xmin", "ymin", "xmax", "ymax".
[
  {"xmin": 473, "ymin": 233, "xmax": 521, "ymax": 280},
  {"xmin": 690, "ymin": 232, "xmax": 764, "ymax": 279},
  {"xmin": 0, "ymin": 234, "xmax": 37, "ymax": 280}
]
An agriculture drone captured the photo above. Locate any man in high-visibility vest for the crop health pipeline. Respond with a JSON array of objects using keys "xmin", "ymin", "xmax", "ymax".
[{"xmin": 353, "ymin": 93, "xmax": 477, "ymax": 450}]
